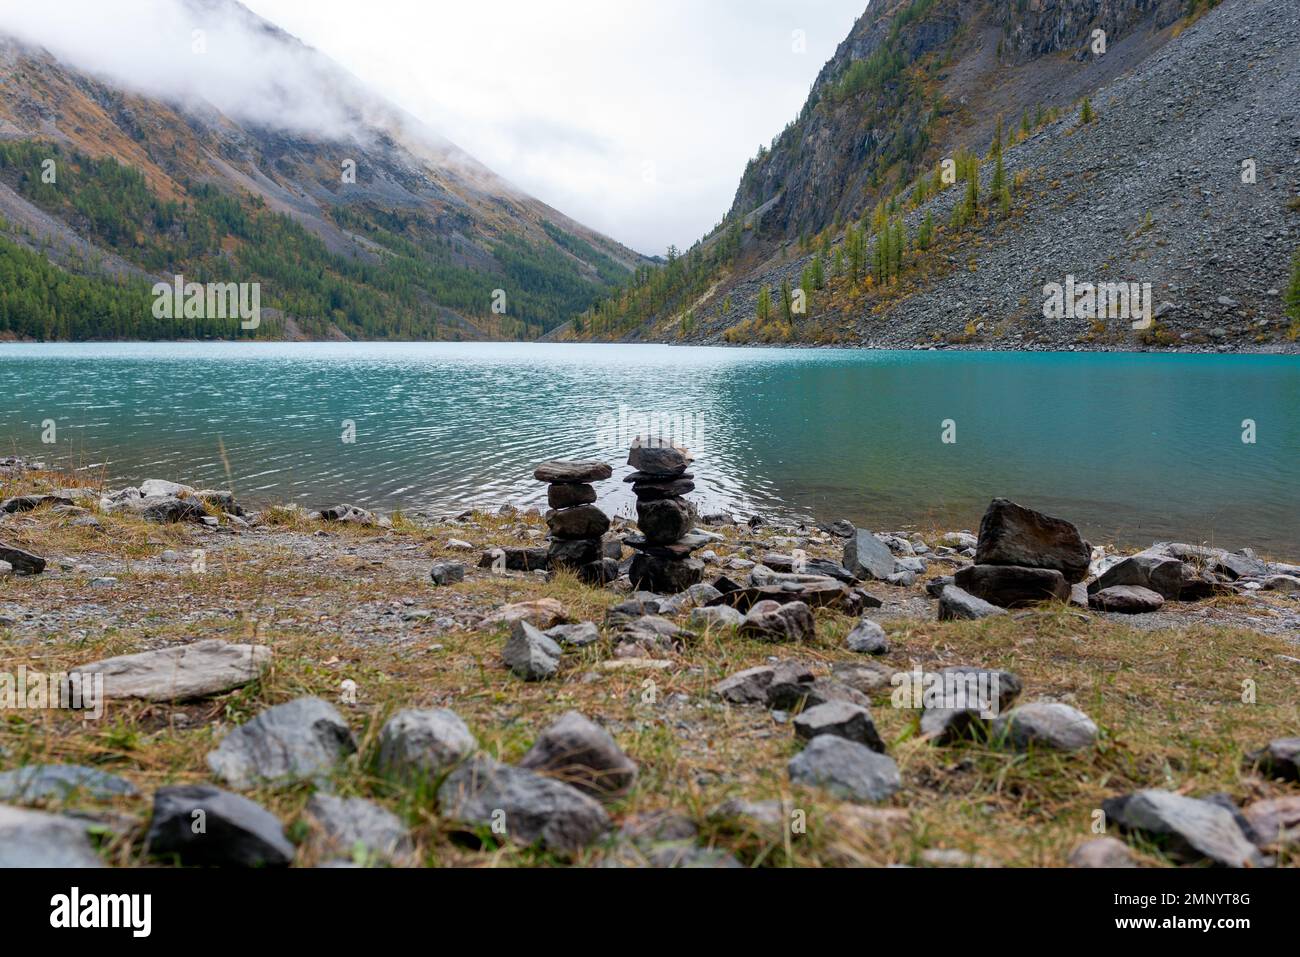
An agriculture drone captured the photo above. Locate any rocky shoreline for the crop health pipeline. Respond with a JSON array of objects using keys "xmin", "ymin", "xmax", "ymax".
[{"xmin": 1, "ymin": 450, "xmax": 1298, "ymax": 868}]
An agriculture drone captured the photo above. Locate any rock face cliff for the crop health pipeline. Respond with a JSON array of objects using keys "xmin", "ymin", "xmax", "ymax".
[{"xmin": 561, "ymin": 0, "xmax": 1298, "ymax": 352}]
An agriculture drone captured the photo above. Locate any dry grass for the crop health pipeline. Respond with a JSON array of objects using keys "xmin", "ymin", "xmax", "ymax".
[{"xmin": 2, "ymin": 469, "xmax": 1298, "ymax": 868}]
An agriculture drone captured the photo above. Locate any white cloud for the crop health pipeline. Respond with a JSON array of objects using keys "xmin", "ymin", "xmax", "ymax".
[{"xmin": 1, "ymin": 0, "xmax": 866, "ymax": 254}]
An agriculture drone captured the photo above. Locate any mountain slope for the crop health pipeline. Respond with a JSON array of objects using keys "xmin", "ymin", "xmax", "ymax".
[
  {"xmin": 558, "ymin": 0, "xmax": 1299, "ymax": 351},
  {"xmin": 0, "ymin": 0, "xmax": 648, "ymax": 341}
]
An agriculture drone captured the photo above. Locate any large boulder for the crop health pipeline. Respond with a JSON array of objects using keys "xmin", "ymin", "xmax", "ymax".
[
  {"xmin": 437, "ymin": 755, "xmax": 610, "ymax": 853},
  {"xmin": 74, "ymin": 639, "xmax": 271, "ymax": 702},
  {"xmin": 843, "ymin": 529, "xmax": 896, "ymax": 581},
  {"xmin": 207, "ymin": 697, "xmax": 357, "ymax": 789},
  {"xmin": 147, "ymin": 785, "xmax": 294, "ymax": 867},
  {"xmin": 518, "ymin": 711, "xmax": 637, "ymax": 800},
  {"xmin": 975, "ymin": 499, "xmax": 1091, "ymax": 584},
  {"xmin": 953, "ymin": 564, "xmax": 1070, "ymax": 608}
]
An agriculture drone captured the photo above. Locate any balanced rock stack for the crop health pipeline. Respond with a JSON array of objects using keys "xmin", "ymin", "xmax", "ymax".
[
  {"xmin": 534, "ymin": 460, "xmax": 616, "ymax": 584},
  {"xmin": 624, "ymin": 438, "xmax": 706, "ymax": 594}
]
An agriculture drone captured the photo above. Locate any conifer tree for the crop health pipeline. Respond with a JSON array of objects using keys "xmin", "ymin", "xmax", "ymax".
[
  {"xmin": 1286, "ymin": 250, "xmax": 1300, "ymax": 325},
  {"xmin": 1080, "ymin": 98, "xmax": 1095, "ymax": 124}
]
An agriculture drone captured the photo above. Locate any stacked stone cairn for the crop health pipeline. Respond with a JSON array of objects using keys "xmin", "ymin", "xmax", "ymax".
[
  {"xmin": 624, "ymin": 438, "xmax": 708, "ymax": 593},
  {"xmin": 534, "ymin": 460, "xmax": 617, "ymax": 585}
]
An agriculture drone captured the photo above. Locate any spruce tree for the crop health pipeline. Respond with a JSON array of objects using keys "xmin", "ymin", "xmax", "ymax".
[{"xmin": 1286, "ymin": 250, "xmax": 1300, "ymax": 325}]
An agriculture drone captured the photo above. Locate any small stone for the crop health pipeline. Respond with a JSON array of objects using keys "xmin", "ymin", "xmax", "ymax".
[
  {"xmin": 547, "ymin": 483, "xmax": 598, "ymax": 510},
  {"xmin": 207, "ymin": 697, "xmax": 357, "ymax": 789},
  {"xmin": 0, "ymin": 764, "xmax": 138, "ymax": 803},
  {"xmin": 547, "ymin": 538, "xmax": 602, "ymax": 568},
  {"xmin": 504, "ymin": 620, "xmax": 564, "ymax": 680},
  {"xmin": 437, "ymin": 755, "xmax": 609, "ymax": 853},
  {"xmin": 830, "ymin": 661, "xmax": 893, "ymax": 695},
  {"xmin": 545, "ymin": 621, "xmax": 601, "ymax": 648},
  {"xmin": 518, "ymin": 711, "xmax": 638, "ymax": 800},
  {"xmin": 1242, "ymin": 795, "xmax": 1300, "ymax": 847},
  {"xmin": 1261, "ymin": 575, "xmax": 1300, "ymax": 593},
  {"xmin": 993, "ymin": 701, "xmax": 1098, "ymax": 751},
  {"xmin": 1089, "ymin": 585, "xmax": 1165, "ymax": 614},
  {"xmin": 1068, "ymin": 837, "xmax": 1138, "ymax": 868},
  {"xmin": 689, "ymin": 605, "xmax": 745, "ymax": 630},
  {"xmin": 0, "ymin": 804, "xmax": 103, "ymax": 867},
  {"xmin": 788, "ymin": 736, "xmax": 901, "ymax": 803},
  {"xmin": 478, "ymin": 547, "xmax": 549, "ymax": 572},
  {"xmin": 0, "ymin": 542, "xmax": 47, "ymax": 575},
  {"xmin": 713, "ymin": 664, "xmax": 783, "ymax": 704},
  {"xmin": 429, "ymin": 562, "xmax": 466, "ymax": 586},
  {"xmin": 919, "ymin": 667, "xmax": 1024, "ymax": 744},
  {"xmin": 636, "ymin": 497, "xmax": 694, "ymax": 545},
  {"xmin": 739, "ymin": 600, "xmax": 815, "ymax": 643},
  {"xmin": 938, "ymin": 584, "xmax": 1008, "ymax": 620},
  {"xmin": 481, "ymin": 598, "xmax": 568, "ymax": 629},
  {"xmin": 793, "ymin": 701, "xmax": 886, "ymax": 752},
  {"xmin": 767, "ymin": 676, "xmax": 869, "ymax": 712},
  {"xmin": 147, "ymin": 785, "xmax": 293, "ymax": 867},
  {"xmin": 377, "ymin": 708, "xmax": 476, "ymax": 781},
  {"xmin": 845, "ymin": 618, "xmax": 889, "ymax": 655},
  {"xmin": 0, "ymin": 561, "xmax": 12, "ymax": 578},
  {"xmin": 1102, "ymin": 790, "xmax": 1263, "ymax": 867},
  {"xmin": 1244, "ymin": 737, "xmax": 1300, "ymax": 782},
  {"xmin": 627, "ymin": 438, "xmax": 691, "ymax": 476},
  {"xmin": 843, "ymin": 529, "xmax": 896, "ymax": 581},
  {"xmin": 304, "ymin": 794, "xmax": 412, "ymax": 865}
]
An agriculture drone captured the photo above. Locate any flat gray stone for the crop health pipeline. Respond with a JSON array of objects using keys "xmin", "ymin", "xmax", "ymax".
[
  {"xmin": 938, "ymin": 584, "xmax": 1008, "ymax": 621},
  {"xmin": 305, "ymin": 794, "xmax": 413, "ymax": 865},
  {"xmin": 76, "ymin": 639, "xmax": 271, "ymax": 702},
  {"xmin": 534, "ymin": 461, "xmax": 613, "ymax": 484},
  {"xmin": 1089, "ymin": 585, "xmax": 1165, "ymax": 614},
  {"xmin": 0, "ymin": 764, "xmax": 138, "ymax": 803},
  {"xmin": 147, "ymin": 785, "xmax": 293, "ymax": 867},
  {"xmin": 0, "ymin": 804, "xmax": 104, "ymax": 867},
  {"xmin": 793, "ymin": 701, "xmax": 886, "ymax": 752},
  {"xmin": 993, "ymin": 701, "xmax": 1098, "ymax": 751},
  {"xmin": 518, "ymin": 711, "xmax": 637, "ymax": 800},
  {"xmin": 690, "ymin": 605, "xmax": 746, "ymax": 630},
  {"xmin": 788, "ymin": 736, "xmax": 900, "ymax": 803},
  {"xmin": 545, "ymin": 622, "xmax": 601, "ymax": 648},
  {"xmin": 377, "ymin": 708, "xmax": 476, "ymax": 781},
  {"xmin": 437, "ymin": 755, "xmax": 609, "ymax": 853},
  {"xmin": 504, "ymin": 620, "xmax": 563, "ymax": 680},
  {"xmin": 207, "ymin": 696, "xmax": 357, "ymax": 789},
  {"xmin": 1102, "ymin": 790, "xmax": 1264, "ymax": 867}
]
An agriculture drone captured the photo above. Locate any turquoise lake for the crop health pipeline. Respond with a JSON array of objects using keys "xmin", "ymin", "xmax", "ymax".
[{"xmin": 1, "ymin": 343, "xmax": 1297, "ymax": 555}]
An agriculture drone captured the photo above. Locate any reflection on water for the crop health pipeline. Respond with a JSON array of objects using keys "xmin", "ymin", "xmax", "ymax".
[{"xmin": 1, "ymin": 342, "xmax": 1297, "ymax": 554}]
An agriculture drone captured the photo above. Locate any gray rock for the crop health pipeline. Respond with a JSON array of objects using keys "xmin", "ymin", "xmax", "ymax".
[
  {"xmin": 926, "ymin": 575, "xmax": 955, "ymax": 598},
  {"xmin": 140, "ymin": 479, "xmax": 194, "ymax": 498},
  {"xmin": 0, "ymin": 764, "xmax": 138, "ymax": 803},
  {"xmin": 843, "ymin": 529, "xmax": 897, "ymax": 581},
  {"xmin": 713, "ymin": 662, "xmax": 797, "ymax": 704},
  {"xmin": 1242, "ymin": 795, "xmax": 1300, "ymax": 847},
  {"xmin": 147, "ymin": 785, "xmax": 294, "ymax": 867},
  {"xmin": 788, "ymin": 736, "xmax": 901, "ymax": 803},
  {"xmin": 831, "ymin": 661, "xmax": 893, "ymax": 695},
  {"xmin": 629, "ymin": 553, "xmax": 704, "ymax": 593},
  {"xmin": 606, "ymin": 841, "xmax": 743, "ymax": 869},
  {"xmin": 545, "ymin": 621, "xmax": 601, "ymax": 648},
  {"xmin": 478, "ymin": 546, "xmax": 549, "ymax": 571},
  {"xmin": 207, "ymin": 697, "xmax": 357, "ymax": 789},
  {"xmin": 547, "ymin": 537, "xmax": 602, "ymax": 568},
  {"xmin": 975, "ymin": 499, "xmax": 1091, "ymax": 584},
  {"xmin": 627, "ymin": 439, "xmax": 691, "ymax": 476},
  {"xmin": 919, "ymin": 667, "xmax": 1024, "ymax": 744},
  {"xmin": 534, "ymin": 461, "xmax": 613, "ymax": 484},
  {"xmin": 1089, "ymin": 585, "xmax": 1165, "ymax": 614},
  {"xmin": 376, "ymin": 708, "xmax": 476, "ymax": 781},
  {"xmin": 739, "ymin": 600, "xmax": 815, "ymax": 642},
  {"xmin": 504, "ymin": 620, "xmax": 563, "ymax": 681},
  {"xmin": 0, "ymin": 804, "xmax": 104, "ymax": 867},
  {"xmin": 635, "ymin": 498, "xmax": 694, "ymax": 544},
  {"xmin": 793, "ymin": 701, "xmax": 886, "ymax": 752},
  {"xmin": 518, "ymin": 711, "xmax": 638, "ymax": 800},
  {"xmin": 546, "ymin": 505, "xmax": 611, "ymax": 540},
  {"xmin": 954, "ymin": 564, "xmax": 1070, "ymax": 607},
  {"xmin": 1262, "ymin": 575, "xmax": 1300, "ymax": 594},
  {"xmin": 317, "ymin": 504, "xmax": 390, "ymax": 527},
  {"xmin": 437, "ymin": 755, "xmax": 609, "ymax": 853},
  {"xmin": 75, "ymin": 639, "xmax": 271, "ymax": 702},
  {"xmin": 689, "ymin": 605, "xmax": 746, "ymax": 630},
  {"xmin": 0, "ymin": 541, "xmax": 46, "ymax": 575},
  {"xmin": 305, "ymin": 794, "xmax": 413, "ymax": 865},
  {"xmin": 429, "ymin": 562, "xmax": 466, "ymax": 586},
  {"xmin": 1244, "ymin": 737, "xmax": 1300, "ymax": 782},
  {"xmin": 993, "ymin": 701, "xmax": 1098, "ymax": 751},
  {"xmin": 1089, "ymin": 553, "xmax": 1187, "ymax": 600},
  {"xmin": 938, "ymin": 584, "xmax": 1008, "ymax": 620},
  {"xmin": 767, "ymin": 676, "xmax": 870, "ymax": 712},
  {"xmin": 1102, "ymin": 790, "xmax": 1264, "ymax": 867},
  {"xmin": 1068, "ymin": 837, "xmax": 1138, "ymax": 868},
  {"xmin": 0, "ymin": 560, "xmax": 11, "ymax": 578},
  {"xmin": 547, "ymin": 483, "xmax": 598, "ymax": 510},
  {"xmin": 845, "ymin": 618, "xmax": 889, "ymax": 654}
]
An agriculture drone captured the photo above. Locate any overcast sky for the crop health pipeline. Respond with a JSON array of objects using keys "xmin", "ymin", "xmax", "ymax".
[
  {"xmin": 3, "ymin": 0, "xmax": 866, "ymax": 255},
  {"xmin": 240, "ymin": 0, "xmax": 866, "ymax": 254}
]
